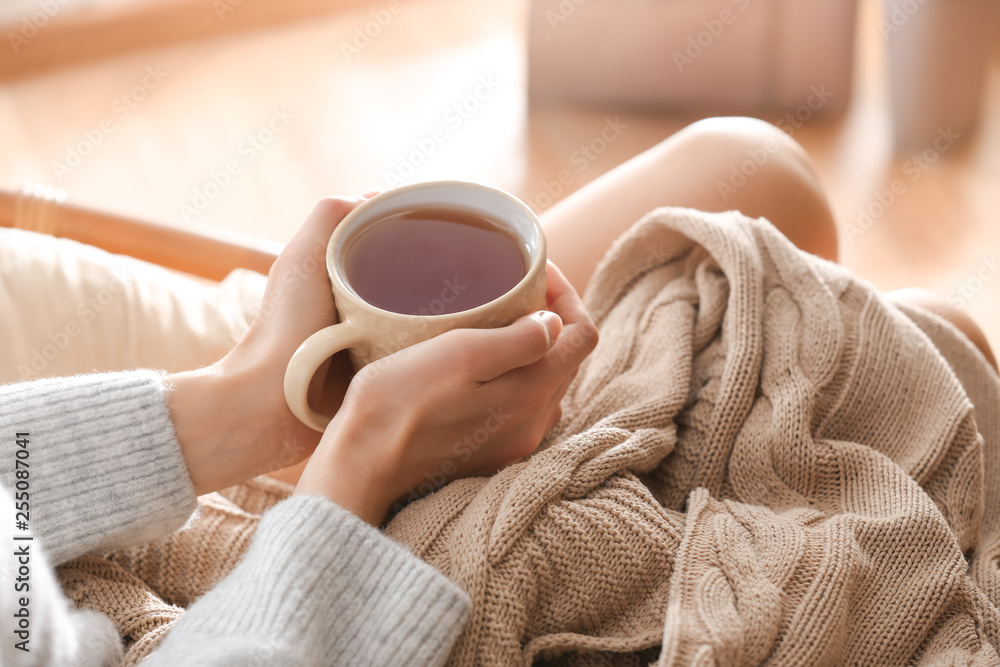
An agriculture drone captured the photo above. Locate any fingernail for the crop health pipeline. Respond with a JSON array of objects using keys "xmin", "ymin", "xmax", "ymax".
[
  {"xmin": 361, "ymin": 190, "xmax": 380, "ymax": 199},
  {"xmin": 533, "ymin": 310, "xmax": 562, "ymax": 349}
]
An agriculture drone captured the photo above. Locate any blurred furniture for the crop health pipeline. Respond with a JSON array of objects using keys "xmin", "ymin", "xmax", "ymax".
[
  {"xmin": 0, "ymin": 0, "xmax": 365, "ymax": 81},
  {"xmin": 0, "ymin": 219, "xmax": 266, "ymax": 383},
  {"xmin": 883, "ymin": 0, "xmax": 1000, "ymax": 149},
  {"xmin": 0, "ymin": 186, "xmax": 271, "ymax": 381},
  {"xmin": 528, "ymin": 0, "xmax": 859, "ymax": 114},
  {"xmin": 0, "ymin": 186, "xmax": 279, "ymax": 280}
]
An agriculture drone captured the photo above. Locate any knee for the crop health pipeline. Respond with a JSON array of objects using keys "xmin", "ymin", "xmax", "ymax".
[
  {"xmin": 679, "ymin": 116, "xmax": 800, "ymax": 153},
  {"xmin": 887, "ymin": 288, "xmax": 998, "ymax": 371},
  {"xmin": 673, "ymin": 117, "xmax": 816, "ymax": 180},
  {"xmin": 663, "ymin": 117, "xmax": 839, "ymax": 261}
]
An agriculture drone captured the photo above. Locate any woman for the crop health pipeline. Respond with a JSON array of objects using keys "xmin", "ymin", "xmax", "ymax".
[{"xmin": 0, "ymin": 117, "xmax": 992, "ymax": 666}]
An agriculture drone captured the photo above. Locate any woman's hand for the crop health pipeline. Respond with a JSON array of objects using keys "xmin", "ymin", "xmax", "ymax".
[
  {"xmin": 294, "ymin": 261, "xmax": 599, "ymax": 525},
  {"xmin": 166, "ymin": 197, "xmax": 368, "ymax": 495}
]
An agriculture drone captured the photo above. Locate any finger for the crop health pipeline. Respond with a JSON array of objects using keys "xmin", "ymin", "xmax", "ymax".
[
  {"xmin": 543, "ymin": 262, "xmax": 600, "ymax": 370},
  {"xmin": 484, "ymin": 350, "xmax": 567, "ymax": 427},
  {"xmin": 546, "ymin": 361, "xmax": 575, "ymax": 420},
  {"xmin": 544, "ymin": 261, "xmax": 591, "ymax": 329},
  {"xmin": 454, "ymin": 310, "xmax": 563, "ymax": 383},
  {"xmin": 464, "ymin": 263, "xmax": 579, "ymax": 384},
  {"xmin": 543, "ymin": 402, "xmax": 563, "ymax": 435},
  {"xmin": 481, "ymin": 263, "xmax": 594, "ymax": 403},
  {"xmin": 283, "ymin": 196, "xmax": 366, "ymax": 262}
]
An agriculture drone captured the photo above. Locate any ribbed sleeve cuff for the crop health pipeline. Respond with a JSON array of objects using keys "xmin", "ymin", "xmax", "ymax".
[
  {"xmin": 152, "ymin": 495, "xmax": 471, "ymax": 667},
  {"xmin": 0, "ymin": 371, "xmax": 197, "ymax": 565}
]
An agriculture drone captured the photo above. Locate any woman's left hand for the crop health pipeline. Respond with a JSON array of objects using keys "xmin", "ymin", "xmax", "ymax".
[{"xmin": 166, "ymin": 196, "xmax": 371, "ymax": 495}]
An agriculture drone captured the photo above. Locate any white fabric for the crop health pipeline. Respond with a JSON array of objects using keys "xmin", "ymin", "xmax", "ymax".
[{"xmin": 0, "ymin": 227, "xmax": 267, "ymax": 381}]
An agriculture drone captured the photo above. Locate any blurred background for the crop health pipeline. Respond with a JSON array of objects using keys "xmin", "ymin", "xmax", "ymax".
[{"xmin": 0, "ymin": 0, "xmax": 999, "ymax": 344}]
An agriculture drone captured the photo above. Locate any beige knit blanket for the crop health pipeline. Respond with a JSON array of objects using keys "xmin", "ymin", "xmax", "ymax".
[{"xmin": 58, "ymin": 208, "xmax": 1000, "ymax": 665}]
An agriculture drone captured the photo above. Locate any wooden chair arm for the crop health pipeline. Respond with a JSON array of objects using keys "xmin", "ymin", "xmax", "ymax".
[{"xmin": 0, "ymin": 186, "xmax": 280, "ymax": 281}]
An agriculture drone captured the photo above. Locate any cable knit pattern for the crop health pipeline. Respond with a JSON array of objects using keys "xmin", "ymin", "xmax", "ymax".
[
  {"xmin": 381, "ymin": 207, "xmax": 1000, "ymax": 665},
  {"xmin": 5, "ymin": 207, "xmax": 1000, "ymax": 666}
]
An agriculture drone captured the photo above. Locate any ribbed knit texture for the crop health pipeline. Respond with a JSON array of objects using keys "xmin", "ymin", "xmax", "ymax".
[
  {"xmin": 0, "ymin": 371, "xmax": 471, "ymax": 665},
  {"xmin": 0, "ymin": 371, "xmax": 197, "ymax": 565},
  {"xmin": 7, "ymin": 207, "xmax": 1000, "ymax": 665},
  {"xmin": 378, "ymin": 207, "xmax": 1000, "ymax": 665},
  {"xmin": 57, "ymin": 478, "xmax": 294, "ymax": 663},
  {"xmin": 893, "ymin": 301, "xmax": 1000, "ymax": 652},
  {"xmin": 0, "ymin": 370, "xmax": 195, "ymax": 667},
  {"xmin": 57, "ymin": 476, "xmax": 473, "ymax": 665},
  {"xmin": 143, "ymin": 494, "xmax": 471, "ymax": 667}
]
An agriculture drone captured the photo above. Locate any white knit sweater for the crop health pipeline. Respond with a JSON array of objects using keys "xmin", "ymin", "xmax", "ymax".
[{"xmin": 0, "ymin": 371, "xmax": 470, "ymax": 666}]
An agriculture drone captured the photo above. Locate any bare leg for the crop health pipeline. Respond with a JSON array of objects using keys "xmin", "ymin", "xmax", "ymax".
[
  {"xmin": 541, "ymin": 116, "xmax": 839, "ymax": 295},
  {"xmin": 268, "ymin": 119, "xmax": 993, "ymax": 487},
  {"xmin": 886, "ymin": 288, "xmax": 998, "ymax": 371},
  {"xmin": 540, "ymin": 116, "xmax": 996, "ymax": 370}
]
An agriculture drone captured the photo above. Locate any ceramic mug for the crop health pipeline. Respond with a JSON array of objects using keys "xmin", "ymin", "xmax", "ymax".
[{"xmin": 283, "ymin": 181, "xmax": 548, "ymax": 432}]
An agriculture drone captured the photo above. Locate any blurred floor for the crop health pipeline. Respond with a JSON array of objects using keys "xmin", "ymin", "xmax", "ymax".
[{"xmin": 1, "ymin": 0, "xmax": 999, "ymax": 350}]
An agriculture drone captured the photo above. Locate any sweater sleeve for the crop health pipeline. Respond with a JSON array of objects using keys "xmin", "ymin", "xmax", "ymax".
[
  {"xmin": 145, "ymin": 494, "xmax": 472, "ymax": 667},
  {"xmin": 0, "ymin": 371, "xmax": 197, "ymax": 565},
  {"xmin": 0, "ymin": 371, "xmax": 470, "ymax": 665},
  {"xmin": 0, "ymin": 370, "xmax": 197, "ymax": 666}
]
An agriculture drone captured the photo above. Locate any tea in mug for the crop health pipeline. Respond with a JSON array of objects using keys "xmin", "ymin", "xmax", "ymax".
[{"xmin": 344, "ymin": 207, "xmax": 527, "ymax": 316}]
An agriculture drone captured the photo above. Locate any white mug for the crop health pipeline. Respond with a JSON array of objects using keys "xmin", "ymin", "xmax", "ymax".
[{"xmin": 284, "ymin": 181, "xmax": 548, "ymax": 432}]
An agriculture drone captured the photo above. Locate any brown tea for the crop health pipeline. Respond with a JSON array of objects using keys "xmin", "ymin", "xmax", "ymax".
[{"xmin": 344, "ymin": 207, "xmax": 527, "ymax": 316}]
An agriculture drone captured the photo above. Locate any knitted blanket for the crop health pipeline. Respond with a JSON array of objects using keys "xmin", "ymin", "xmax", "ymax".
[
  {"xmin": 57, "ymin": 477, "xmax": 295, "ymax": 664},
  {"xmin": 59, "ymin": 207, "xmax": 1000, "ymax": 665}
]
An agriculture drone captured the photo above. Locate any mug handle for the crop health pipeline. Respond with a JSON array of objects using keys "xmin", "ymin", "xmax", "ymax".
[{"xmin": 283, "ymin": 320, "xmax": 366, "ymax": 432}]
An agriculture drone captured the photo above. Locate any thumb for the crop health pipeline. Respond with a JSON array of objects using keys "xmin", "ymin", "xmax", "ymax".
[
  {"xmin": 472, "ymin": 310, "xmax": 562, "ymax": 382},
  {"xmin": 282, "ymin": 196, "xmax": 364, "ymax": 265}
]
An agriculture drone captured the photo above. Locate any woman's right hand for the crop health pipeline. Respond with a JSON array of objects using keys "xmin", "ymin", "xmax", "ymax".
[{"xmin": 294, "ymin": 260, "xmax": 598, "ymax": 525}]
